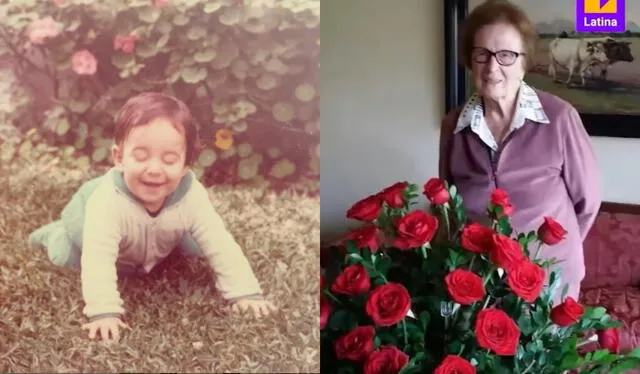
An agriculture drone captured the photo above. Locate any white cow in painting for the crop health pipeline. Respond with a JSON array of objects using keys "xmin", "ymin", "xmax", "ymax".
[{"xmin": 547, "ymin": 38, "xmax": 609, "ymax": 86}]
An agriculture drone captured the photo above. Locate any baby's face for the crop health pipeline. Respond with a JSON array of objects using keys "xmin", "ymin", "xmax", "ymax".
[{"xmin": 112, "ymin": 117, "xmax": 189, "ymax": 213}]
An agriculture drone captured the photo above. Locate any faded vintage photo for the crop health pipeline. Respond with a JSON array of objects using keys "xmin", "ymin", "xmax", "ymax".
[
  {"xmin": 0, "ymin": 1, "xmax": 319, "ymax": 372},
  {"xmin": 469, "ymin": 0, "xmax": 640, "ymax": 114}
]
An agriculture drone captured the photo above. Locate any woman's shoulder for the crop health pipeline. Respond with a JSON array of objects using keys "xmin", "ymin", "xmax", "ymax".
[
  {"xmin": 529, "ymin": 87, "xmax": 579, "ymax": 119},
  {"xmin": 441, "ymin": 105, "xmax": 465, "ymax": 132}
]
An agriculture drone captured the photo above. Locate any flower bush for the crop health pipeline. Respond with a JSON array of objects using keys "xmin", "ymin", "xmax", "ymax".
[
  {"xmin": 0, "ymin": 0, "xmax": 319, "ymax": 193},
  {"xmin": 321, "ymin": 178, "xmax": 640, "ymax": 373}
]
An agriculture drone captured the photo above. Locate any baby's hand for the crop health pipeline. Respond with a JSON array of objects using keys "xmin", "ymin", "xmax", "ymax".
[
  {"xmin": 231, "ymin": 298, "xmax": 277, "ymax": 318},
  {"xmin": 82, "ymin": 317, "xmax": 129, "ymax": 342}
]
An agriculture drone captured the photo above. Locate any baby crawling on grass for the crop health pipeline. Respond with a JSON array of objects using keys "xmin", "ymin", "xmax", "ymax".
[{"xmin": 28, "ymin": 92, "xmax": 276, "ymax": 342}]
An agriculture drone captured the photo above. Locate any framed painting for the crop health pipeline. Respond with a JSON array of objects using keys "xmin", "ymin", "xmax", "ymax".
[{"xmin": 444, "ymin": 0, "xmax": 640, "ymax": 138}]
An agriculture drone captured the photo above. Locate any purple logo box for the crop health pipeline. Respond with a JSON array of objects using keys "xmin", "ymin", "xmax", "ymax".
[{"xmin": 576, "ymin": 0, "xmax": 626, "ymax": 33}]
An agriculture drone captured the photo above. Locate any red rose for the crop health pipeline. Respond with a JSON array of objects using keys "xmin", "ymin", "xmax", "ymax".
[
  {"xmin": 321, "ymin": 274, "xmax": 325, "ymax": 290},
  {"xmin": 537, "ymin": 216, "xmax": 568, "ymax": 245},
  {"xmin": 335, "ymin": 326, "xmax": 376, "ymax": 361},
  {"xmin": 490, "ymin": 233, "xmax": 526, "ymax": 271},
  {"xmin": 343, "ymin": 225, "xmax": 381, "ymax": 252},
  {"xmin": 365, "ymin": 283, "xmax": 411, "ymax": 327},
  {"xmin": 491, "ymin": 188, "xmax": 514, "ymax": 216},
  {"xmin": 392, "ymin": 210, "xmax": 439, "ymax": 250},
  {"xmin": 331, "ymin": 264, "xmax": 371, "ymax": 295},
  {"xmin": 461, "ymin": 222, "xmax": 494, "ymax": 254},
  {"xmin": 347, "ymin": 195, "xmax": 383, "ymax": 222},
  {"xmin": 363, "ymin": 346, "xmax": 409, "ymax": 374},
  {"xmin": 474, "ymin": 308, "xmax": 520, "ymax": 356},
  {"xmin": 378, "ymin": 182, "xmax": 408, "ymax": 208},
  {"xmin": 550, "ymin": 297, "xmax": 584, "ymax": 327},
  {"xmin": 598, "ymin": 327, "xmax": 620, "ymax": 354},
  {"xmin": 434, "ymin": 355, "xmax": 476, "ymax": 374},
  {"xmin": 113, "ymin": 34, "xmax": 139, "ymax": 53},
  {"xmin": 424, "ymin": 178, "xmax": 450, "ymax": 205},
  {"xmin": 506, "ymin": 259, "xmax": 546, "ymax": 303},
  {"xmin": 320, "ymin": 296, "xmax": 332, "ymax": 329},
  {"xmin": 444, "ymin": 269, "xmax": 486, "ymax": 305}
]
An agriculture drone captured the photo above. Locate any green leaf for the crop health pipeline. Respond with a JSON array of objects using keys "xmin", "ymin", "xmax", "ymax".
[
  {"xmin": 129, "ymin": 0, "xmax": 151, "ymax": 6},
  {"xmin": 517, "ymin": 313, "xmax": 534, "ymax": 335},
  {"xmin": 362, "ymin": 248, "xmax": 373, "ymax": 264},
  {"xmin": 375, "ymin": 256, "xmax": 391, "ymax": 276},
  {"xmin": 448, "ymin": 184, "xmax": 457, "ymax": 199},
  {"xmin": 130, "ymin": 63, "xmax": 144, "ymax": 76},
  {"xmin": 592, "ymin": 349, "xmax": 610, "ymax": 361},
  {"xmin": 198, "ymin": 148, "xmax": 217, "ymax": 168},
  {"xmin": 587, "ymin": 306, "xmax": 607, "ymax": 320},
  {"xmin": 194, "ymin": 48, "xmax": 217, "ymax": 63},
  {"xmin": 173, "ymin": 13, "xmax": 190, "ymax": 26},
  {"xmin": 156, "ymin": 33, "xmax": 170, "ymax": 49},
  {"xmin": 496, "ymin": 215, "xmax": 513, "ymax": 236},
  {"xmin": 560, "ymin": 350, "xmax": 581, "ymax": 370},
  {"xmin": 68, "ymin": 99, "xmax": 91, "ymax": 113},
  {"xmin": 66, "ymin": 19, "xmax": 81, "ymax": 32},
  {"xmin": 561, "ymin": 283, "xmax": 569, "ymax": 300},
  {"xmin": 532, "ymin": 307, "xmax": 546, "ymax": 328},
  {"xmin": 403, "ymin": 320, "xmax": 423, "ymax": 341},
  {"xmin": 610, "ymin": 358, "xmax": 640, "ymax": 374},
  {"xmin": 187, "ymin": 26, "xmax": 207, "ymax": 40},
  {"xmin": 136, "ymin": 43, "xmax": 158, "ymax": 58},
  {"xmin": 112, "ymin": 53, "xmax": 136, "ymax": 69},
  {"xmin": 92, "ymin": 146, "xmax": 109, "ymax": 163},
  {"xmin": 345, "ymin": 241, "xmax": 359, "ymax": 255},
  {"xmin": 55, "ymin": 118, "xmax": 70, "ymax": 136},
  {"xmin": 628, "ymin": 347, "xmax": 640, "ymax": 359},
  {"xmin": 336, "ymin": 366, "xmax": 356, "ymax": 374},
  {"xmin": 1, "ymin": 142, "xmax": 16, "ymax": 162},
  {"xmin": 373, "ymin": 336, "xmax": 381, "ymax": 349},
  {"xmin": 445, "ymin": 250, "xmax": 466, "ymax": 271},
  {"xmin": 419, "ymin": 311, "xmax": 430, "ymax": 331},
  {"xmin": 204, "ymin": 2, "xmax": 224, "ymax": 13},
  {"xmin": 347, "ymin": 253, "xmax": 363, "ymax": 265},
  {"xmin": 138, "ymin": 6, "xmax": 162, "ymax": 23},
  {"xmin": 181, "ymin": 66, "xmax": 207, "ymax": 83},
  {"xmin": 327, "ymin": 310, "xmax": 358, "ymax": 331},
  {"xmin": 376, "ymin": 329, "xmax": 398, "ymax": 346},
  {"xmin": 446, "ymin": 340, "xmax": 463, "ymax": 356}
]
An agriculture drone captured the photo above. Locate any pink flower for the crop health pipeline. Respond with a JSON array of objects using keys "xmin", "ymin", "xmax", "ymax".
[
  {"xmin": 27, "ymin": 16, "xmax": 60, "ymax": 44},
  {"xmin": 153, "ymin": 0, "xmax": 169, "ymax": 7},
  {"xmin": 113, "ymin": 35, "xmax": 140, "ymax": 53},
  {"xmin": 71, "ymin": 50, "xmax": 98, "ymax": 75}
]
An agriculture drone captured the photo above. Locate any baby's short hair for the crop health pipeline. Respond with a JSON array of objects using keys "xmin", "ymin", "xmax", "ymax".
[{"xmin": 113, "ymin": 92, "xmax": 200, "ymax": 165}]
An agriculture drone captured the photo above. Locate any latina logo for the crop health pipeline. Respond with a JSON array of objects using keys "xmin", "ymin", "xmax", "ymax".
[{"xmin": 576, "ymin": 0, "xmax": 626, "ymax": 33}]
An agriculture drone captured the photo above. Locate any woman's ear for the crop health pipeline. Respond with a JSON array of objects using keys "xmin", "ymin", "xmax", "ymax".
[{"xmin": 111, "ymin": 144, "xmax": 123, "ymax": 169}]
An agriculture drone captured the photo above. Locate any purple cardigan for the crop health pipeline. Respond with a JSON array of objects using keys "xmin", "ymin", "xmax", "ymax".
[{"xmin": 439, "ymin": 89, "xmax": 602, "ymax": 299}]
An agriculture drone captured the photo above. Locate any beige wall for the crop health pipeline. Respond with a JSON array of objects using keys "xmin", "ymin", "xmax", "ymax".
[{"xmin": 320, "ymin": 0, "xmax": 640, "ymax": 242}]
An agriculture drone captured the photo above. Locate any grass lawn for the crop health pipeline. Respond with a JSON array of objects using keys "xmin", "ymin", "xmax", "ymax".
[{"xmin": 0, "ymin": 159, "xmax": 320, "ymax": 372}]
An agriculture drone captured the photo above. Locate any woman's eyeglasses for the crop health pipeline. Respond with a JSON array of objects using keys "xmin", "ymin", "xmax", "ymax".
[{"xmin": 471, "ymin": 47, "xmax": 525, "ymax": 66}]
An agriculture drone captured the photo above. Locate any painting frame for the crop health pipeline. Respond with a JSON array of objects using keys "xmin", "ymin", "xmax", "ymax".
[{"xmin": 444, "ymin": 0, "xmax": 640, "ymax": 139}]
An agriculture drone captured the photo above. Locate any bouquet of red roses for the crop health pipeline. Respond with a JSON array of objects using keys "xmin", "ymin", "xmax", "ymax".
[{"xmin": 320, "ymin": 178, "xmax": 640, "ymax": 374}]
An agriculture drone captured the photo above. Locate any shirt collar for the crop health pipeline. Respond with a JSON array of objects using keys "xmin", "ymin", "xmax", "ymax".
[
  {"xmin": 111, "ymin": 167, "xmax": 195, "ymax": 211},
  {"xmin": 453, "ymin": 81, "xmax": 550, "ymax": 134}
]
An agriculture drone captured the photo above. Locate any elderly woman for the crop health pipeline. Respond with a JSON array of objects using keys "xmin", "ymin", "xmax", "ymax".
[{"xmin": 439, "ymin": 0, "xmax": 602, "ymax": 304}]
